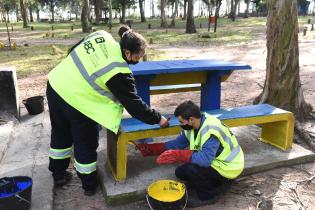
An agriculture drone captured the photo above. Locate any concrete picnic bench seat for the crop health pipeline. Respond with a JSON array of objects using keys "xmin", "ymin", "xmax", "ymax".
[{"xmin": 106, "ymin": 104, "xmax": 295, "ymax": 181}]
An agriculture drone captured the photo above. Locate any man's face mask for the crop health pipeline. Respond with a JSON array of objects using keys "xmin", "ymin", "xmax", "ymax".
[
  {"xmin": 180, "ymin": 124, "xmax": 194, "ymax": 130},
  {"xmin": 179, "ymin": 117, "xmax": 194, "ymax": 130}
]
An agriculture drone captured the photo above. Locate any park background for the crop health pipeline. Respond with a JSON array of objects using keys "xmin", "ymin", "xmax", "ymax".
[{"xmin": 1, "ymin": 0, "xmax": 315, "ymax": 210}]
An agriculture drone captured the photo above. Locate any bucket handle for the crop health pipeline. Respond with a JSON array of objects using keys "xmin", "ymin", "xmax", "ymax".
[
  {"xmin": 146, "ymin": 189, "xmax": 188, "ymax": 210},
  {"xmin": 15, "ymin": 194, "xmax": 31, "ymax": 205}
]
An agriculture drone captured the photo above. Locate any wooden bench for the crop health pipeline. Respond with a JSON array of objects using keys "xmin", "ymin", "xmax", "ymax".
[{"xmin": 106, "ymin": 104, "xmax": 295, "ymax": 181}]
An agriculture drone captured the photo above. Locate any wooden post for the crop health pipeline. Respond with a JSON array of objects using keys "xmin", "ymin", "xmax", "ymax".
[
  {"xmin": 71, "ymin": 25, "xmax": 74, "ymax": 31},
  {"xmin": 200, "ymin": 23, "xmax": 202, "ymax": 28},
  {"xmin": 312, "ymin": 23, "xmax": 314, "ymax": 31},
  {"xmin": 11, "ymin": 26, "xmax": 13, "ymax": 32},
  {"xmin": 148, "ymin": 23, "xmax": 151, "ymax": 29},
  {"xmin": 303, "ymin": 26, "xmax": 307, "ymax": 36},
  {"xmin": 308, "ymin": 18, "xmax": 311, "ymax": 24}
]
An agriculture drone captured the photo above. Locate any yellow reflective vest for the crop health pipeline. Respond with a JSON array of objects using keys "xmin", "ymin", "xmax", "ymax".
[
  {"xmin": 184, "ymin": 113, "xmax": 244, "ymax": 179},
  {"xmin": 48, "ymin": 30, "xmax": 131, "ymax": 134}
]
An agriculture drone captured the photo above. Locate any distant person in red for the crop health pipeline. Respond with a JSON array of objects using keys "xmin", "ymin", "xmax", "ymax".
[{"xmin": 135, "ymin": 101, "xmax": 244, "ymax": 207}]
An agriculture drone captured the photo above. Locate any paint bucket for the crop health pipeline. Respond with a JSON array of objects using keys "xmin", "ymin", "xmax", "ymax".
[
  {"xmin": 22, "ymin": 96, "xmax": 44, "ymax": 115},
  {"xmin": 0, "ymin": 176, "xmax": 32, "ymax": 210},
  {"xmin": 146, "ymin": 180, "xmax": 187, "ymax": 210}
]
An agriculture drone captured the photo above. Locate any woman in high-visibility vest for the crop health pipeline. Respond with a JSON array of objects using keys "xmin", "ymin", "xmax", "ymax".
[
  {"xmin": 47, "ymin": 25, "xmax": 169, "ymax": 196},
  {"xmin": 135, "ymin": 101, "xmax": 244, "ymax": 208}
]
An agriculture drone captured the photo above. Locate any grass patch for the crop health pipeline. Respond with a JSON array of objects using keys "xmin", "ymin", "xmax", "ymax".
[
  {"xmin": 0, "ymin": 45, "xmax": 69, "ymax": 78},
  {"xmin": 0, "ymin": 15, "xmax": 312, "ymax": 78}
]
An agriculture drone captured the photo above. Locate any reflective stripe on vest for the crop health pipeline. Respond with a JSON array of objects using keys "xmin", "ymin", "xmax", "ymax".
[
  {"xmin": 70, "ymin": 51, "xmax": 128, "ymax": 101},
  {"xmin": 186, "ymin": 116, "xmax": 241, "ymax": 163},
  {"xmin": 225, "ymin": 145, "xmax": 241, "ymax": 162},
  {"xmin": 74, "ymin": 159, "xmax": 97, "ymax": 174},
  {"xmin": 199, "ymin": 124, "xmax": 238, "ymax": 162},
  {"xmin": 49, "ymin": 147, "xmax": 72, "ymax": 159},
  {"xmin": 186, "ymin": 114, "xmax": 244, "ymax": 179}
]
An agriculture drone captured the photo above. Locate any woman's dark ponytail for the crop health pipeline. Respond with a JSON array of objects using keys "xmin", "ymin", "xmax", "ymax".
[{"xmin": 118, "ymin": 25, "xmax": 147, "ymax": 54}]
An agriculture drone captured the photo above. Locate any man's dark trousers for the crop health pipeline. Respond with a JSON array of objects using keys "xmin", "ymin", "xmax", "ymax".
[
  {"xmin": 46, "ymin": 82, "xmax": 99, "ymax": 191},
  {"xmin": 175, "ymin": 163, "xmax": 230, "ymax": 200}
]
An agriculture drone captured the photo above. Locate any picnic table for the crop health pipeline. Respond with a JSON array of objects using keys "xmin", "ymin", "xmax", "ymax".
[
  {"xmin": 130, "ymin": 59, "xmax": 252, "ymax": 110},
  {"xmin": 107, "ymin": 59, "xmax": 296, "ymax": 181}
]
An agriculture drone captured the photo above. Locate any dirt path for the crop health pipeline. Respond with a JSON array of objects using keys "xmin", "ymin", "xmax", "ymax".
[{"xmin": 13, "ymin": 28, "xmax": 315, "ymax": 210}]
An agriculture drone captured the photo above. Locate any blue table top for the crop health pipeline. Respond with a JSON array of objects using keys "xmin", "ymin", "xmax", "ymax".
[{"xmin": 129, "ymin": 59, "xmax": 252, "ymax": 76}]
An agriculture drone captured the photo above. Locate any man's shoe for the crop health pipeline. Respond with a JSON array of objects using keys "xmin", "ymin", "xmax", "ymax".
[
  {"xmin": 54, "ymin": 171, "xmax": 73, "ymax": 187},
  {"xmin": 186, "ymin": 193, "xmax": 218, "ymax": 208},
  {"xmin": 84, "ymin": 187, "xmax": 97, "ymax": 196}
]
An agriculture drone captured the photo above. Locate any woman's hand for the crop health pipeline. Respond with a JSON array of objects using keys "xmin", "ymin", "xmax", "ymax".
[{"xmin": 159, "ymin": 116, "xmax": 171, "ymax": 128}]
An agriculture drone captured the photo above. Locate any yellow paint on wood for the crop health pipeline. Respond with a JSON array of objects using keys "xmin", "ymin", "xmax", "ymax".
[
  {"xmin": 110, "ymin": 111, "xmax": 295, "ymax": 181},
  {"xmin": 150, "ymin": 86, "xmax": 200, "ymax": 95},
  {"xmin": 150, "ymin": 72, "xmax": 207, "ymax": 86}
]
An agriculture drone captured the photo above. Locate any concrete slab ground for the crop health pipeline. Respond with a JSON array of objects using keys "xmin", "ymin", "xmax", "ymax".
[
  {"xmin": 97, "ymin": 125, "xmax": 315, "ymax": 206},
  {"xmin": 0, "ymin": 108, "xmax": 53, "ymax": 210},
  {"xmin": 1, "ymin": 109, "xmax": 315, "ymax": 209}
]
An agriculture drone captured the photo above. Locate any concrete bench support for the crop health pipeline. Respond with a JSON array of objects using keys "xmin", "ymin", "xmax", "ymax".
[
  {"xmin": 0, "ymin": 67, "xmax": 19, "ymax": 120},
  {"xmin": 107, "ymin": 104, "xmax": 295, "ymax": 181}
]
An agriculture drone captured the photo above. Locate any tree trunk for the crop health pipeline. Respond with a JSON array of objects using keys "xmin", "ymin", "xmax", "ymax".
[
  {"xmin": 50, "ymin": 0, "xmax": 54, "ymax": 23},
  {"xmin": 16, "ymin": 4, "xmax": 19, "ymax": 22},
  {"xmin": 170, "ymin": 0, "xmax": 178, "ymax": 27},
  {"xmin": 20, "ymin": 0, "xmax": 28, "ymax": 28},
  {"xmin": 151, "ymin": 0, "xmax": 155, "ymax": 17},
  {"xmin": 255, "ymin": 0, "xmax": 312, "ymax": 122},
  {"xmin": 160, "ymin": 0, "xmax": 167, "ymax": 27},
  {"xmin": 214, "ymin": 0, "xmax": 222, "ymax": 32},
  {"xmin": 244, "ymin": 0, "xmax": 250, "ymax": 18},
  {"xmin": 183, "ymin": 0, "xmax": 187, "ymax": 20},
  {"xmin": 230, "ymin": 0, "xmax": 239, "ymax": 21},
  {"xmin": 120, "ymin": 2, "xmax": 126, "ymax": 23},
  {"xmin": 6, "ymin": 11, "xmax": 10, "ymax": 23},
  {"xmin": 139, "ymin": 0, "xmax": 146, "ymax": 22},
  {"xmin": 186, "ymin": 0, "xmax": 196, "ymax": 33},
  {"xmin": 29, "ymin": 7, "xmax": 33, "ymax": 22},
  {"xmin": 108, "ymin": 0, "xmax": 113, "ymax": 27},
  {"xmin": 229, "ymin": 0, "xmax": 234, "ymax": 19},
  {"xmin": 94, "ymin": 0, "xmax": 101, "ymax": 25},
  {"xmin": 81, "ymin": 0, "xmax": 91, "ymax": 32},
  {"xmin": 36, "ymin": 7, "xmax": 40, "ymax": 21}
]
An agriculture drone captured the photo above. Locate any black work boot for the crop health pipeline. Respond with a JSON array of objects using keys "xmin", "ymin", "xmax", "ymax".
[
  {"xmin": 84, "ymin": 185, "xmax": 98, "ymax": 196},
  {"xmin": 53, "ymin": 171, "xmax": 73, "ymax": 187},
  {"xmin": 186, "ymin": 190, "xmax": 218, "ymax": 208}
]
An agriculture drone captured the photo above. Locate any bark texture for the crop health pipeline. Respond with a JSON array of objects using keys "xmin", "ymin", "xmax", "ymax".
[
  {"xmin": 255, "ymin": 0, "xmax": 313, "ymax": 122},
  {"xmin": 186, "ymin": 0, "xmax": 196, "ymax": 33},
  {"xmin": 81, "ymin": 0, "xmax": 91, "ymax": 33},
  {"xmin": 160, "ymin": 0, "xmax": 167, "ymax": 27}
]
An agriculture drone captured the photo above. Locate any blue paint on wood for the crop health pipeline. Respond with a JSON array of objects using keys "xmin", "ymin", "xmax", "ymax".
[
  {"xmin": 121, "ymin": 104, "xmax": 289, "ymax": 133},
  {"xmin": 130, "ymin": 60, "xmax": 252, "ymax": 76},
  {"xmin": 134, "ymin": 76, "xmax": 151, "ymax": 105},
  {"xmin": 200, "ymin": 72, "xmax": 221, "ymax": 110},
  {"xmin": 131, "ymin": 60, "xmax": 251, "ymax": 111}
]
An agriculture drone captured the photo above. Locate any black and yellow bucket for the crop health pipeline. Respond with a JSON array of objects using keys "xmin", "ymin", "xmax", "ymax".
[{"xmin": 146, "ymin": 180, "xmax": 187, "ymax": 210}]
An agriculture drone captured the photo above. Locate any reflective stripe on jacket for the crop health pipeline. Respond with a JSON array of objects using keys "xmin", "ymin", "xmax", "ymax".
[
  {"xmin": 48, "ymin": 30, "xmax": 131, "ymax": 133},
  {"xmin": 184, "ymin": 113, "xmax": 244, "ymax": 179}
]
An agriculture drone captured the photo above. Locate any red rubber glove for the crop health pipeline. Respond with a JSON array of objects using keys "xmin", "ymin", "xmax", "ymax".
[
  {"xmin": 156, "ymin": 150, "xmax": 193, "ymax": 165},
  {"xmin": 133, "ymin": 142, "xmax": 166, "ymax": 156}
]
